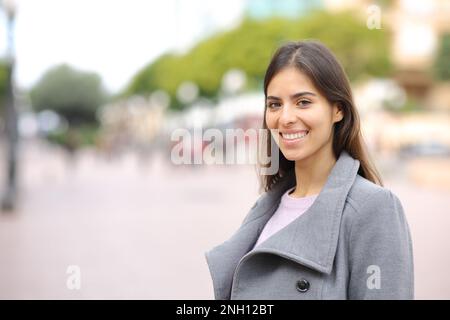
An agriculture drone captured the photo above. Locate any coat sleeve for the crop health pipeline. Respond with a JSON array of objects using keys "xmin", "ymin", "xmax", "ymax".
[{"xmin": 348, "ymin": 189, "xmax": 414, "ymax": 300}]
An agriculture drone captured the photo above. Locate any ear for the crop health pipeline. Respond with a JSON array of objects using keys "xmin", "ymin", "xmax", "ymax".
[{"xmin": 333, "ymin": 103, "xmax": 344, "ymax": 123}]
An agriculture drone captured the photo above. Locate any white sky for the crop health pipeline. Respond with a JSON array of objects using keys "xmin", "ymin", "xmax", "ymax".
[{"xmin": 0, "ymin": 0, "xmax": 246, "ymax": 93}]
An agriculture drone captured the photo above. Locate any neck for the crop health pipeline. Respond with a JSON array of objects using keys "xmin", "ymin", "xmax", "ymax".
[{"xmin": 291, "ymin": 146, "xmax": 337, "ymax": 198}]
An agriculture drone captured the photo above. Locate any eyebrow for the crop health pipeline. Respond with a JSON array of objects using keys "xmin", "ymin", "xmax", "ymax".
[{"xmin": 267, "ymin": 92, "xmax": 317, "ymax": 100}]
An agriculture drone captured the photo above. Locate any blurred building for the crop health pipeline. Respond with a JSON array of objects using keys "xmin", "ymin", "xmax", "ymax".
[{"xmin": 389, "ymin": 0, "xmax": 450, "ymax": 111}]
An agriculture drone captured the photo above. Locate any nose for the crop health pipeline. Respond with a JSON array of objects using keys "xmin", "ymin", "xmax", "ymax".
[{"xmin": 279, "ymin": 103, "xmax": 297, "ymax": 126}]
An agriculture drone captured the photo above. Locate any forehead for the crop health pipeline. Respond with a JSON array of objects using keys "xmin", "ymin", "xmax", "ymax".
[{"xmin": 267, "ymin": 67, "xmax": 316, "ymax": 95}]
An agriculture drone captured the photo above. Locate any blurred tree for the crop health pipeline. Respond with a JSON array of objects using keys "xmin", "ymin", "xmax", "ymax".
[
  {"xmin": 125, "ymin": 10, "xmax": 392, "ymax": 111},
  {"xmin": 433, "ymin": 33, "xmax": 450, "ymax": 81},
  {"xmin": 30, "ymin": 64, "xmax": 106, "ymax": 126},
  {"xmin": 30, "ymin": 64, "xmax": 107, "ymax": 151}
]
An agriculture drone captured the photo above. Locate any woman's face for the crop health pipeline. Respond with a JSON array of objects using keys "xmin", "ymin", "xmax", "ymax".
[{"xmin": 265, "ymin": 67, "xmax": 343, "ymax": 162}]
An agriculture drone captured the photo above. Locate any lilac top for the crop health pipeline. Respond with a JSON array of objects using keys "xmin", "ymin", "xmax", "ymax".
[{"xmin": 252, "ymin": 187, "xmax": 318, "ymax": 249}]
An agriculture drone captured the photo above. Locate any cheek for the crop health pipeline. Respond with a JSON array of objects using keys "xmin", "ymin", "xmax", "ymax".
[
  {"xmin": 309, "ymin": 112, "xmax": 334, "ymax": 138},
  {"xmin": 308, "ymin": 107, "xmax": 332, "ymax": 128},
  {"xmin": 265, "ymin": 111, "xmax": 276, "ymax": 128}
]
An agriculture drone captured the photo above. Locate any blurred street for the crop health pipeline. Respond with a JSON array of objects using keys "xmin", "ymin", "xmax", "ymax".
[{"xmin": 0, "ymin": 140, "xmax": 449, "ymax": 299}]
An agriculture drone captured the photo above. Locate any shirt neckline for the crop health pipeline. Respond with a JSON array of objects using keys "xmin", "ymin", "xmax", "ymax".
[
  {"xmin": 286, "ymin": 186, "xmax": 319, "ymax": 200},
  {"xmin": 278, "ymin": 187, "xmax": 319, "ymax": 209}
]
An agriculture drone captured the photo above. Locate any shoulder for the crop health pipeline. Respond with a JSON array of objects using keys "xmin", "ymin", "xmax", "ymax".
[
  {"xmin": 344, "ymin": 177, "xmax": 414, "ymax": 299},
  {"xmin": 344, "ymin": 174, "xmax": 406, "ymax": 227},
  {"xmin": 341, "ymin": 175, "xmax": 412, "ymax": 259}
]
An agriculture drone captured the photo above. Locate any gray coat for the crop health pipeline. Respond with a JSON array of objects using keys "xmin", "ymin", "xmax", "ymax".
[{"xmin": 205, "ymin": 150, "xmax": 414, "ymax": 300}]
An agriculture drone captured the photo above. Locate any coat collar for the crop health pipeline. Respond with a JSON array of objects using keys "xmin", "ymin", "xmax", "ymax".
[{"xmin": 205, "ymin": 150, "xmax": 360, "ymax": 299}]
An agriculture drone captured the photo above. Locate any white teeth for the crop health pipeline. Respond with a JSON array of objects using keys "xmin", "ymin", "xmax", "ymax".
[{"xmin": 282, "ymin": 131, "xmax": 309, "ymax": 140}]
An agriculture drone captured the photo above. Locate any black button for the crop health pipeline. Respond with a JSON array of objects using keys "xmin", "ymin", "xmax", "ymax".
[{"xmin": 296, "ymin": 279, "xmax": 310, "ymax": 292}]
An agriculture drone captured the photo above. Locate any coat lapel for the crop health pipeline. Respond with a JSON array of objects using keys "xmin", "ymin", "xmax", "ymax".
[
  {"xmin": 205, "ymin": 173, "xmax": 294, "ymax": 299},
  {"xmin": 205, "ymin": 150, "xmax": 360, "ymax": 299}
]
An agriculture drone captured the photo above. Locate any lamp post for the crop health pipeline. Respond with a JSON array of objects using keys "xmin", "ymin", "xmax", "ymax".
[{"xmin": 1, "ymin": 0, "xmax": 18, "ymax": 211}]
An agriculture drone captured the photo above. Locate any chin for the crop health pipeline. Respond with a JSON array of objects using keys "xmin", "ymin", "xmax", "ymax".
[{"xmin": 281, "ymin": 150, "xmax": 308, "ymax": 162}]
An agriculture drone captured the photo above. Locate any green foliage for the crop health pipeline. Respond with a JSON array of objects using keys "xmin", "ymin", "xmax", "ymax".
[
  {"xmin": 125, "ymin": 10, "xmax": 392, "ymax": 110},
  {"xmin": 433, "ymin": 33, "xmax": 450, "ymax": 81},
  {"xmin": 46, "ymin": 125, "xmax": 99, "ymax": 152},
  {"xmin": 30, "ymin": 64, "xmax": 106, "ymax": 126},
  {"xmin": 0, "ymin": 61, "xmax": 8, "ymax": 112}
]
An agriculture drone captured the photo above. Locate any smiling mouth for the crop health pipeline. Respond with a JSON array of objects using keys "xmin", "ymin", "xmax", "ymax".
[{"xmin": 279, "ymin": 131, "xmax": 309, "ymax": 141}]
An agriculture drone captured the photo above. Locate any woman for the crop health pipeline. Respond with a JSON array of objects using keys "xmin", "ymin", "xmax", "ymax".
[{"xmin": 205, "ymin": 40, "xmax": 414, "ymax": 300}]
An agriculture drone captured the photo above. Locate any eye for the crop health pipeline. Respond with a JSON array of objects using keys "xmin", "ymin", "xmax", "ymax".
[
  {"xmin": 267, "ymin": 102, "xmax": 281, "ymax": 109},
  {"xmin": 297, "ymin": 100, "xmax": 311, "ymax": 107}
]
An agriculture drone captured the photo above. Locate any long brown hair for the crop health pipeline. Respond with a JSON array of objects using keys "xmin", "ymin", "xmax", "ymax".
[{"xmin": 259, "ymin": 40, "xmax": 383, "ymax": 192}]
